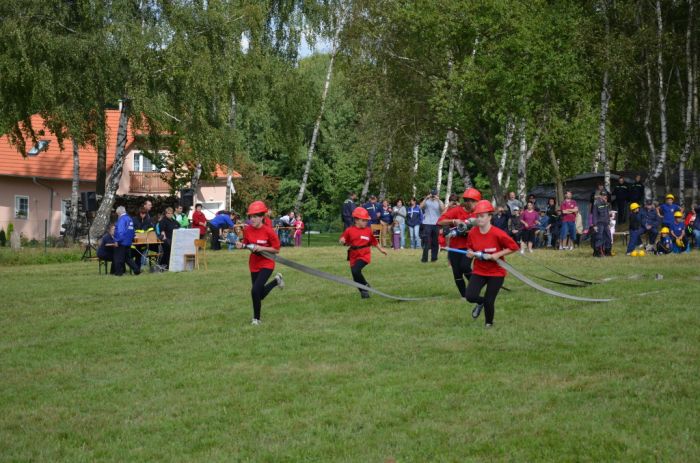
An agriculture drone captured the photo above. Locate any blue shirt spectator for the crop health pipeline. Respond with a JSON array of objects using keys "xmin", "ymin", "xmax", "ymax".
[
  {"xmin": 210, "ymin": 214, "xmax": 235, "ymax": 228},
  {"xmin": 115, "ymin": 212, "xmax": 135, "ymax": 246},
  {"xmin": 363, "ymin": 197, "xmax": 381, "ymax": 225},
  {"xmin": 406, "ymin": 205, "xmax": 423, "ymax": 227},
  {"xmin": 659, "ymin": 201, "xmax": 681, "ymax": 226}
]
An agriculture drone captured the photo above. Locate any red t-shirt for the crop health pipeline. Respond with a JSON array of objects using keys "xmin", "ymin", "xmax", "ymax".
[
  {"xmin": 561, "ymin": 199, "xmax": 578, "ymax": 222},
  {"xmin": 438, "ymin": 206, "xmax": 474, "ymax": 249},
  {"xmin": 242, "ymin": 224, "xmax": 280, "ymax": 272},
  {"xmin": 341, "ymin": 226, "xmax": 378, "ymax": 267},
  {"xmin": 466, "ymin": 225, "xmax": 519, "ymax": 277},
  {"xmin": 191, "ymin": 210, "xmax": 207, "ymax": 235}
]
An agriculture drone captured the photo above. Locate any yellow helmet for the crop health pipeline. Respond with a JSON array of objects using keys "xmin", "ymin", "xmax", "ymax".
[
  {"xmin": 629, "ymin": 202, "xmax": 640, "ymax": 211},
  {"xmin": 665, "ymin": 193, "xmax": 675, "ymax": 200},
  {"xmin": 661, "ymin": 227, "xmax": 670, "ymax": 234},
  {"xmin": 674, "ymin": 211, "xmax": 683, "ymax": 218},
  {"xmin": 638, "ymin": 250, "xmax": 646, "ymax": 257},
  {"xmin": 631, "ymin": 250, "xmax": 639, "ymax": 257}
]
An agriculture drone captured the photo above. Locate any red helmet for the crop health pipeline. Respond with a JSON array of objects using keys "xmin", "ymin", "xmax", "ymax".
[
  {"xmin": 352, "ymin": 207, "xmax": 371, "ymax": 220},
  {"xmin": 462, "ymin": 187, "xmax": 482, "ymax": 201},
  {"xmin": 247, "ymin": 200, "xmax": 268, "ymax": 215},
  {"xmin": 473, "ymin": 200, "xmax": 495, "ymax": 215}
]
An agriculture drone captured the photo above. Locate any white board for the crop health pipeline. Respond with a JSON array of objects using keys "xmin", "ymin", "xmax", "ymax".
[{"xmin": 169, "ymin": 228, "xmax": 199, "ymax": 272}]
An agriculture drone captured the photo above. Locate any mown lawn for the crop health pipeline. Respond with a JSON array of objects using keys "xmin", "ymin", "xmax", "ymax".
[{"xmin": 1, "ymin": 244, "xmax": 699, "ymax": 461}]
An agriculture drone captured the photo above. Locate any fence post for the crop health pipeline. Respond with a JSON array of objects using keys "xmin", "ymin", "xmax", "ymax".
[{"xmin": 44, "ymin": 219, "xmax": 48, "ymax": 253}]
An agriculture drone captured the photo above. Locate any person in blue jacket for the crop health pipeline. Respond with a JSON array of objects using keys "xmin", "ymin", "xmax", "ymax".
[
  {"xmin": 363, "ymin": 195, "xmax": 381, "ymax": 225},
  {"xmin": 406, "ymin": 197, "xmax": 423, "ymax": 249},
  {"xmin": 113, "ymin": 206, "xmax": 139, "ymax": 276},
  {"xmin": 658, "ymin": 193, "xmax": 682, "ymax": 228},
  {"xmin": 209, "ymin": 211, "xmax": 235, "ymax": 250},
  {"xmin": 640, "ymin": 200, "xmax": 661, "ymax": 245},
  {"xmin": 341, "ymin": 192, "xmax": 357, "ymax": 229}
]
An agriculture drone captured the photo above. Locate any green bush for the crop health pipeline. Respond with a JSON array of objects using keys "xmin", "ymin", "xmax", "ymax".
[
  {"xmin": 7, "ymin": 223, "xmax": 14, "ymax": 236},
  {"xmin": 0, "ymin": 248, "xmax": 82, "ymax": 266},
  {"xmin": 0, "ymin": 229, "xmax": 5, "ymax": 246}
]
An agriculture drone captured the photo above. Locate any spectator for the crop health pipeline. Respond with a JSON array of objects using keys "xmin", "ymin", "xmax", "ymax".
[
  {"xmin": 590, "ymin": 183, "xmax": 610, "ymax": 214},
  {"xmin": 527, "ymin": 194, "xmax": 539, "ymax": 211},
  {"xmin": 550, "ymin": 210, "xmax": 562, "ymax": 249},
  {"xmin": 158, "ymin": 207, "xmax": 180, "ymax": 269},
  {"xmin": 209, "ymin": 211, "xmax": 234, "ymax": 250},
  {"xmin": 560, "ymin": 191, "xmax": 579, "ymax": 250},
  {"xmin": 379, "ymin": 200, "xmax": 393, "ymax": 246},
  {"xmin": 626, "ymin": 203, "xmax": 643, "ymax": 255},
  {"xmin": 520, "ymin": 201, "xmax": 539, "ymax": 253},
  {"xmin": 113, "ymin": 206, "xmax": 139, "ymax": 276},
  {"xmin": 629, "ymin": 174, "xmax": 645, "ymax": 205},
  {"xmin": 341, "ymin": 192, "xmax": 357, "ymax": 229},
  {"xmin": 592, "ymin": 192, "xmax": 612, "ymax": 257},
  {"xmin": 612, "ymin": 176, "xmax": 629, "ymax": 224},
  {"xmin": 509, "ymin": 206, "xmax": 524, "ymax": 248},
  {"xmin": 535, "ymin": 209, "xmax": 549, "ymax": 248},
  {"xmin": 97, "ymin": 223, "xmax": 117, "ymax": 274},
  {"xmin": 670, "ymin": 211, "xmax": 688, "ymax": 253},
  {"xmin": 506, "ymin": 191, "xmax": 523, "ymax": 216},
  {"xmin": 447, "ymin": 193, "xmax": 460, "ymax": 209},
  {"xmin": 174, "ymin": 204, "xmax": 190, "ymax": 228},
  {"xmin": 420, "ymin": 188, "xmax": 445, "ymax": 262},
  {"xmin": 392, "ymin": 199, "xmax": 407, "ymax": 249},
  {"xmin": 640, "ymin": 200, "xmax": 661, "ymax": 245},
  {"xmin": 191, "ymin": 204, "xmax": 207, "ymax": 239},
  {"xmin": 363, "ymin": 195, "xmax": 381, "ymax": 225},
  {"xmin": 278, "ymin": 211, "xmax": 296, "ymax": 246},
  {"xmin": 691, "ymin": 206, "xmax": 700, "ymax": 249},
  {"xmin": 132, "ymin": 206, "xmax": 155, "ymax": 272},
  {"xmin": 406, "ymin": 198, "xmax": 423, "ymax": 249},
  {"xmin": 492, "ymin": 206, "xmax": 509, "ymax": 232},
  {"xmin": 392, "ymin": 220, "xmax": 401, "ymax": 250},
  {"xmin": 545, "ymin": 197, "xmax": 557, "ymax": 221},
  {"xmin": 658, "ymin": 194, "xmax": 681, "ymax": 228},
  {"xmin": 294, "ymin": 214, "xmax": 304, "ymax": 247}
]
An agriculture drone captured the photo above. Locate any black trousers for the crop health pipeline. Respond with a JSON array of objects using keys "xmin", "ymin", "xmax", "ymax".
[
  {"xmin": 210, "ymin": 225, "xmax": 222, "ymax": 250},
  {"xmin": 350, "ymin": 260, "xmax": 369, "ymax": 295},
  {"xmin": 113, "ymin": 245, "xmax": 138, "ymax": 276},
  {"xmin": 616, "ymin": 201, "xmax": 628, "ymax": 223},
  {"xmin": 594, "ymin": 223, "xmax": 612, "ymax": 253},
  {"xmin": 447, "ymin": 250, "xmax": 472, "ymax": 298},
  {"xmin": 158, "ymin": 242, "xmax": 171, "ymax": 268},
  {"xmin": 421, "ymin": 224, "xmax": 439, "ymax": 262},
  {"xmin": 465, "ymin": 274, "xmax": 505, "ymax": 324},
  {"xmin": 250, "ymin": 268, "xmax": 278, "ymax": 320}
]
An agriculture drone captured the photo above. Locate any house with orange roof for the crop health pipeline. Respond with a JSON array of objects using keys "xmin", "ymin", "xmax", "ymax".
[{"xmin": 0, "ymin": 110, "xmax": 241, "ymax": 240}]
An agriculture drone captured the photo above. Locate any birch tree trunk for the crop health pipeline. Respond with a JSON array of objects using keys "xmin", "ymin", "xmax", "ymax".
[
  {"xmin": 89, "ymin": 99, "xmax": 130, "ymax": 240},
  {"xmin": 360, "ymin": 145, "xmax": 377, "ymax": 202},
  {"xmin": 411, "ymin": 137, "xmax": 419, "ymax": 198},
  {"xmin": 453, "ymin": 157, "xmax": 473, "ymax": 189},
  {"xmin": 598, "ymin": 69, "xmax": 612, "ymax": 192},
  {"xmin": 679, "ymin": 0, "xmax": 694, "ymax": 207},
  {"xmin": 436, "ymin": 135, "xmax": 449, "ymax": 194},
  {"xmin": 96, "ymin": 108, "xmax": 107, "ymax": 199},
  {"xmin": 191, "ymin": 163, "xmax": 202, "ymax": 193},
  {"xmin": 295, "ymin": 20, "xmax": 343, "ymax": 210},
  {"xmin": 379, "ymin": 146, "xmax": 392, "ymax": 200},
  {"xmin": 516, "ymin": 119, "xmax": 540, "ymax": 204},
  {"xmin": 444, "ymin": 155, "xmax": 454, "ymax": 204},
  {"xmin": 547, "ymin": 143, "xmax": 564, "ymax": 205},
  {"xmin": 226, "ymin": 91, "xmax": 237, "ymax": 211},
  {"xmin": 643, "ymin": 65, "xmax": 658, "ymax": 200},
  {"xmin": 497, "ymin": 117, "xmax": 515, "ymax": 186},
  {"xmin": 63, "ymin": 140, "xmax": 80, "ymax": 241},
  {"xmin": 646, "ymin": 0, "xmax": 669, "ymax": 200},
  {"xmin": 692, "ymin": 169, "xmax": 698, "ymax": 205}
]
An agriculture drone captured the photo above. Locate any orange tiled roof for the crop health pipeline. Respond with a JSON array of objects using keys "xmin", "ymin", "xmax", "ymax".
[
  {"xmin": 0, "ymin": 111, "xmax": 129, "ymax": 181},
  {"xmin": 213, "ymin": 164, "xmax": 243, "ymax": 179}
]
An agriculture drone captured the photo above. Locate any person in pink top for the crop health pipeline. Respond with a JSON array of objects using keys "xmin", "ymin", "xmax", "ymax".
[
  {"xmin": 520, "ymin": 201, "xmax": 539, "ymax": 253},
  {"xmin": 560, "ymin": 191, "xmax": 579, "ymax": 250},
  {"xmin": 294, "ymin": 214, "xmax": 304, "ymax": 247}
]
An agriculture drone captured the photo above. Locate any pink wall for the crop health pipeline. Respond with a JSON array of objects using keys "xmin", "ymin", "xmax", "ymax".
[{"xmin": 0, "ymin": 176, "xmax": 96, "ymax": 240}]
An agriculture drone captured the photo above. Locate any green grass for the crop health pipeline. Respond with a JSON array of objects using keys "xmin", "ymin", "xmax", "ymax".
[
  {"xmin": 1, "ymin": 244, "xmax": 699, "ymax": 461},
  {"xmin": 0, "ymin": 247, "xmax": 83, "ymax": 266}
]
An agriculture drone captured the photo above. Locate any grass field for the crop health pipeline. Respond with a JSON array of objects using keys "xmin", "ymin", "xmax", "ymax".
[{"xmin": 1, "ymin": 243, "xmax": 699, "ymax": 461}]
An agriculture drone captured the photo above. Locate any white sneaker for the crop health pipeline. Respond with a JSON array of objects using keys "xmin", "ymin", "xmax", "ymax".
[
  {"xmin": 559, "ymin": 246, "xmax": 564, "ymax": 250},
  {"xmin": 520, "ymin": 249, "xmax": 525, "ymax": 254},
  {"xmin": 275, "ymin": 273, "xmax": 285, "ymax": 289},
  {"xmin": 251, "ymin": 319, "xmax": 261, "ymax": 325},
  {"xmin": 528, "ymin": 248, "xmax": 533, "ymax": 253}
]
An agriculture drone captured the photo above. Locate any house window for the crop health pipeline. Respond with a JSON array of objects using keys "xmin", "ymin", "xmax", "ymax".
[
  {"xmin": 133, "ymin": 151, "xmax": 167, "ymax": 172},
  {"xmin": 15, "ymin": 195, "xmax": 29, "ymax": 219}
]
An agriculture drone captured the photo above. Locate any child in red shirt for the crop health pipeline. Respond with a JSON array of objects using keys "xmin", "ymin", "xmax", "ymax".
[
  {"xmin": 465, "ymin": 200, "xmax": 520, "ymax": 327},
  {"xmin": 235, "ymin": 201, "xmax": 283, "ymax": 325},
  {"xmin": 437, "ymin": 187, "xmax": 481, "ymax": 299},
  {"xmin": 339, "ymin": 207, "xmax": 387, "ymax": 298}
]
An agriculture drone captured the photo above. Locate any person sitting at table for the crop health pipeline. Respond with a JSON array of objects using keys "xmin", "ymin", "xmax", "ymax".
[
  {"xmin": 158, "ymin": 207, "xmax": 180, "ymax": 269},
  {"xmin": 209, "ymin": 211, "xmax": 235, "ymax": 250},
  {"xmin": 97, "ymin": 223, "xmax": 117, "ymax": 274},
  {"xmin": 132, "ymin": 206, "xmax": 155, "ymax": 272}
]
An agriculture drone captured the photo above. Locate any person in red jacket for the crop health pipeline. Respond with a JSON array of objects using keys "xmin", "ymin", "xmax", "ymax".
[
  {"xmin": 191, "ymin": 204, "xmax": 207, "ymax": 239},
  {"xmin": 437, "ymin": 187, "xmax": 481, "ymax": 299},
  {"xmin": 235, "ymin": 200, "xmax": 284, "ymax": 325},
  {"xmin": 340, "ymin": 207, "xmax": 387, "ymax": 298},
  {"xmin": 465, "ymin": 200, "xmax": 520, "ymax": 328}
]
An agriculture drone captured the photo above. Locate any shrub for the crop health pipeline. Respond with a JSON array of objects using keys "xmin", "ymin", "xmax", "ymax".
[
  {"xmin": 0, "ymin": 229, "xmax": 5, "ymax": 247},
  {"xmin": 7, "ymin": 223, "xmax": 14, "ymax": 236}
]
